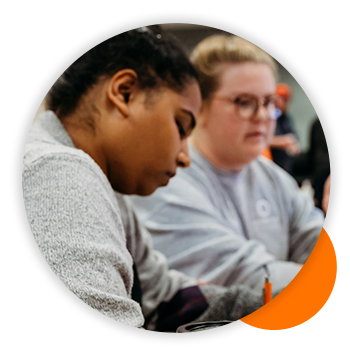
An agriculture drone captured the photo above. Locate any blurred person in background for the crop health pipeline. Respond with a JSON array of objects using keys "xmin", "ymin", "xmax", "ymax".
[
  {"xmin": 293, "ymin": 116, "xmax": 330, "ymax": 212},
  {"xmin": 132, "ymin": 35, "xmax": 324, "ymax": 294},
  {"xmin": 270, "ymin": 83, "xmax": 301, "ymax": 174},
  {"xmin": 322, "ymin": 174, "xmax": 330, "ymax": 214}
]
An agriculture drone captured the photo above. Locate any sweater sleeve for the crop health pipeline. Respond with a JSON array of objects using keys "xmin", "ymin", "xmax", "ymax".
[
  {"xmin": 22, "ymin": 154, "xmax": 144, "ymax": 328},
  {"xmin": 115, "ymin": 194, "xmax": 265, "ymax": 332},
  {"xmin": 116, "ymin": 193, "xmax": 197, "ymax": 319}
]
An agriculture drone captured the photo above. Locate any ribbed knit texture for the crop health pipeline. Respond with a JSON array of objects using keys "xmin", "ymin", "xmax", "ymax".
[{"xmin": 23, "ymin": 111, "xmax": 265, "ymax": 331}]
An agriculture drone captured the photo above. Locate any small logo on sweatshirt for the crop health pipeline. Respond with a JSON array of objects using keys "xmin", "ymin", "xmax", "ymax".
[{"xmin": 256, "ymin": 199, "xmax": 271, "ymax": 218}]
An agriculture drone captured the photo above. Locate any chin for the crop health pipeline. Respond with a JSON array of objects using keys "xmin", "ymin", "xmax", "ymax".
[
  {"xmin": 239, "ymin": 152, "xmax": 262, "ymax": 165},
  {"xmin": 136, "ymin": 184, "xmax": 159, "ymax": 197},
  {"xmin": 139, "ymin": 179, "xmax": 173, "ymax": 196},
  {"xmin": 250, "ymin": 146, "xmax": 266, "ymax": 159},
  {"xmin": 118, "ymin": 187, "xmax": 154, "ymax": 197},
  {"xmin": 138, "ymin": 190, "xmax": 156, "ymax": 197},
  {"xmin": 111, "ymin": 175, "xmax": 165, "ymax": 196}
]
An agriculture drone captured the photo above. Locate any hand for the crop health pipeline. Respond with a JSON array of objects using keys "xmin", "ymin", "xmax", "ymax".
[
  {"xmin": 286, "ymin": 137, "xmax": 301, "ymax": 156},
  {"xmin": 282, "ymin": 307, "xmax": 326, "ymax": 334},
  {"xmin": 270, "ymin": 134, "xmax": 300, "ymax": 156},
  {"xmin": 322, "ymin": 175, "xmax": 331, "ymax": 214}
]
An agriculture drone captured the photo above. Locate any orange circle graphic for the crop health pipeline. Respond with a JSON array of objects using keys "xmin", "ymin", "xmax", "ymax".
[{"xmin": 241, "ymin": 228, "xmax": 336, "ymax": 329}]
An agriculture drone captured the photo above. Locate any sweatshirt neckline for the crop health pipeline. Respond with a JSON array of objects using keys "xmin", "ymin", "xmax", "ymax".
[{"xmin": 189, "ymin": 145, "xmax": 248, "ymax": 179}]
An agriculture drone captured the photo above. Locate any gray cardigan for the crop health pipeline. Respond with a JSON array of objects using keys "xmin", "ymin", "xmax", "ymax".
[{"xmin": 22, "ymin": 112, "xmax": 263, "ymax": 332}]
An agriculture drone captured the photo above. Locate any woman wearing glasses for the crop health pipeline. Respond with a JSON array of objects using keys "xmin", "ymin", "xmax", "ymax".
[{"xmin": 132, "ymin": 35, "xmax": 324, "ymax": 293}]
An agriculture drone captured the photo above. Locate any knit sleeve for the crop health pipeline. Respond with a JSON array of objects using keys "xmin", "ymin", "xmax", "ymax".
[
  {"xmin": 116, "ymin": 194, "xmax": 264, "ymax": 332},
  {"xmin": 22, "ymin": 153, "xmax": 144, "ymax": 328},
  {"xmin": 147, "ymin": 283, "xmax": 265, "ymax": 332},
  {"xmin": 115, "ymin": 194, "xmax": 199, "ymax": 318},
  {"xmin": 195, "ymin": 284, "xmax": 263, "ymax": 323}
]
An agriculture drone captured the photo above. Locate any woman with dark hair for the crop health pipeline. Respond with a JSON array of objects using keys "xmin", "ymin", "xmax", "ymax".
[{"xmin": 23, "ymin": 28, "xmax": 263, "ymax": 332}]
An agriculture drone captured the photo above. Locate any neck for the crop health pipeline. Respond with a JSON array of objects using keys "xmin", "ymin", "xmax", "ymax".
[
  {"xmin": 190, "ymin": 129, "xmax": 245, "ymax": 172},
  {"xmin": 61, "ymin": 116, "xmax": 108, "ymax": 175}
]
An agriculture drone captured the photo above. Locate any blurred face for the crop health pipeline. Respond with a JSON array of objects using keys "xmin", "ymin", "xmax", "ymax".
[
  {"xmin": 102, "ymin": 81, "xmax": 202, "ymax": 195},
  {"xmin": 199, "ymin": 62, "xmax": 276, "ymax": 170},
  {"xmin": 274, "ymin": 95, "xmax": 289, "ymax": 112}
]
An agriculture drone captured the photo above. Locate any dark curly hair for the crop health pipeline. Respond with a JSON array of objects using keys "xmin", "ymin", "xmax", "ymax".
[{"xmin": 46, "ymin": 26, "xmax": 198, "ymax": 118}]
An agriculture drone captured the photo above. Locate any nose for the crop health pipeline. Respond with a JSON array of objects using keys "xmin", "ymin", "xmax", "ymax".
[
  {"xmin": 253, "ymin": 103, "xmax": 270, "ymax": 122},
  {"xmin": 177, "ymin": 140, "xmax": 191, "ymax": 168}
]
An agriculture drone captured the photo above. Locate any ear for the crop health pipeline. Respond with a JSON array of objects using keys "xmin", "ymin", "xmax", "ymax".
[{"xmin": 107, "ymin": 69, "xmax": 139, "ymax": 117}]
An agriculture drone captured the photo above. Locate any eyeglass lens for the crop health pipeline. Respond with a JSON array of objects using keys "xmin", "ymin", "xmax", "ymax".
[{"xmin": 235, "ymin": 95, "xmax": 276, "ymax": 119}]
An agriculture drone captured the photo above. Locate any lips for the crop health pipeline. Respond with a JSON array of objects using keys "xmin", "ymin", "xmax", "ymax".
[
  {"xmin": 166, "ymin": 171, "xmax": 176, "ymax": 178},
  {"xmin": 246, "ymin": 131, "xmax": 265, "ymax": 138},
  {"xmin": 160, "ymin": 171, "xmax": 176, "ymax": 187}
]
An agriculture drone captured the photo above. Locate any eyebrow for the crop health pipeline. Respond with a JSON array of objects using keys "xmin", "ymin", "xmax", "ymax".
[{"xmin": 181, "ymin": 109, "xmax": 196, "ymax": 129}]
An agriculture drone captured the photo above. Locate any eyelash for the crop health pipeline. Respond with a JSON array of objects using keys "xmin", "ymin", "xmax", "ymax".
[{"xmin": 176, "ymin": 120, "xmax": 186, "ymax": 139}]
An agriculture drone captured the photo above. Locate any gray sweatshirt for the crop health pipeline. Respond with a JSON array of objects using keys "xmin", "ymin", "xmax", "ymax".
[
  {"xmin": 131, "ymin": 146, "xmax": 324, "ymax": 293},
  {"xmin": 22, "ymin": 112, "xmax": 264, "ymax": 332}
]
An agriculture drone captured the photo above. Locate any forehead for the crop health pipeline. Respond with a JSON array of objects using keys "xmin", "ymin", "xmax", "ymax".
[
  {"xmin": 146, "ymin": 80, "xmax": 201, "ymax": 105},
  {"xmin": 169, "ymin": 81, "xmax": 202, "ymax": 118},
  {"xmin": 216, "ymin": 62, "xmax": 276, "ymax": 96}
]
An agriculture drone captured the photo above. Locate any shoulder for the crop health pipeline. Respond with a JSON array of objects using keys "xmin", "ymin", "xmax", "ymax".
[
  {"xmin": 23, "ymin": 147, "xmax": 109, "ymax": 192},
  {"xmin": 252, "ymin": 156, "xmax": 297, "ymax": 183},
  {"xmin": 24, "ymin": 126, "xmax": 106, "ymax": 190},
  {"xmin": 247, "ymin": 157, "xmax": 301, "ymax": 200},
  {"xmin": 131, "ymin": 164, "xmax": 219, "ymax": 222},
  {"xmin": 24, "ymin": 143, "xmax": 99, "ymax": 177},
  {"xmin": 158, "ymin": 159, "xmax": 218, "ymax": 203}
]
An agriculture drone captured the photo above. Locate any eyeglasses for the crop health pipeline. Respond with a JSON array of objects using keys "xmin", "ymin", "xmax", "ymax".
[{"xmin": 213, "ymin": 93, "xmax": 281, "ymax": 120}]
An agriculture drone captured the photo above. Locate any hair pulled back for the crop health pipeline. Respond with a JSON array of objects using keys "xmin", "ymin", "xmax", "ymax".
[
  {"xmin": 190, "ymin": 35, "xmax": 278, "ymax": 101},
  {"xmin": 46, "ymin": 27, "xmax": 198, "ymax": 118}
]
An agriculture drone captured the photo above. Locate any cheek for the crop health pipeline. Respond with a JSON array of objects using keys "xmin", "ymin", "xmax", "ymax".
[
  {"xmin": 226, "ymin": 119, "xmax": 248, "ymax": 142},
  {"xmin": 152, "ymin": 123, "xmax": 180, "ymax": 161},
  {"xmin": 205, "ymin": 107, "xmax": 247, "ymax": 147}
]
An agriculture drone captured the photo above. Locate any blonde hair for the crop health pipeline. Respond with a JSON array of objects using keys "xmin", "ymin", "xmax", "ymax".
[{"xmin": 190, "ymin": 35, "xmax": 278, "ymax": 101}]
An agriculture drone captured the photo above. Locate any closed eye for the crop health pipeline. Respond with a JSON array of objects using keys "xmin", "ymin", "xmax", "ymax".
[
  {"xmin": 235, "ymin": 97, "xmax": 253, "ymax": 107},
  {"xmin": 176, "ymin": 120, "xmax": 186, "ymax": 140}
]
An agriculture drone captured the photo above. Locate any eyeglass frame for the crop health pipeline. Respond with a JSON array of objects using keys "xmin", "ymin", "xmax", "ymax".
[{"xmin": 212, "ymin": 93, "xmax": 281, "ymax": 120}]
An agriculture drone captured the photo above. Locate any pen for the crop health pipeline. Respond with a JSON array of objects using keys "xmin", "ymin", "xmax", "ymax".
[
  {"xmin": 314, "ymin": 323, "xmax": 326, "ymax": 334},
  {"xmin": 263, "ymin": 265, "xmax": 272, "ymax": 305}
]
